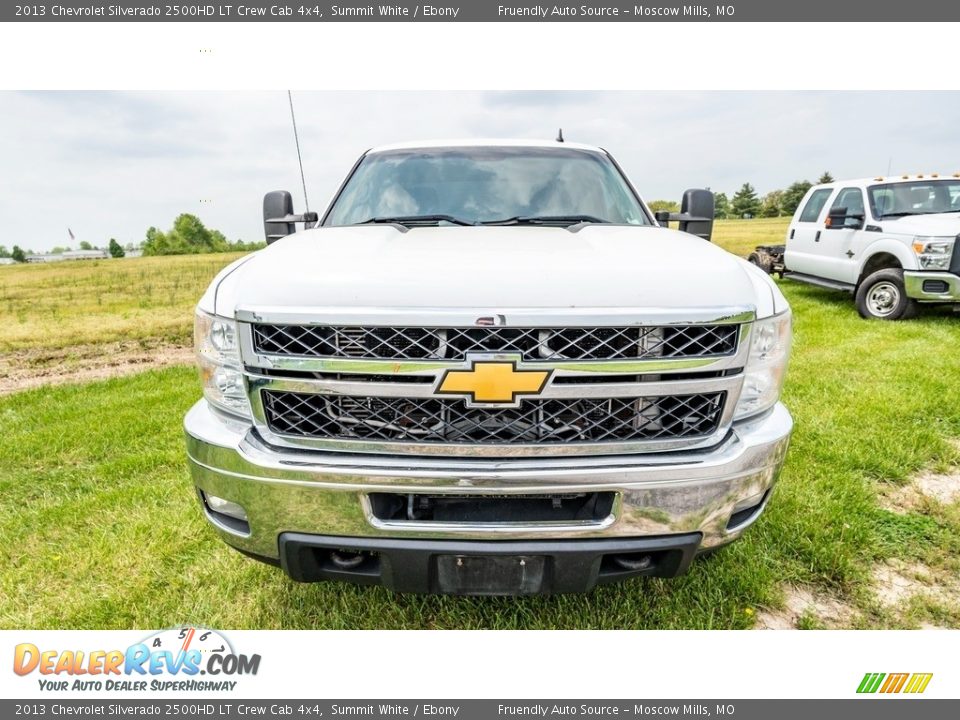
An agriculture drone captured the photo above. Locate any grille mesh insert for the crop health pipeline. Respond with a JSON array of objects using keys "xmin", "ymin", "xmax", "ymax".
[
  {"xmin": 251, "ymin": 324, "xmax": 739, "ymax": 361},
  {"xmin": 262, "ymin": 390, "xmax": 726, "ymax": 445}
]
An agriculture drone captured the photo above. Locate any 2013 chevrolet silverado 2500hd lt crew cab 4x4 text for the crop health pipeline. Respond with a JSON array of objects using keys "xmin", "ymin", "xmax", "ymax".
[{"xmin": 184, "ymin": 139, "xmax": 793, "ymax": 595}]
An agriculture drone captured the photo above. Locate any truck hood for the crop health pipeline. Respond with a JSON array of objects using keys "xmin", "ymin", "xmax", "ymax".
[
  {"xmin": 881, "ymin": 212, "xmax": 960, "ymax": 236},
  {"xmin": 206, "ymin": 225, "xmax": 782, "ymax": 319}
]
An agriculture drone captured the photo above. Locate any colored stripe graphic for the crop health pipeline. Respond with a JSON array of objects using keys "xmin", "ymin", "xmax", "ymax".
[
  {"xmin": 857, "ymin": 672, "xmax": 932, "ymax": 694},
  {"xmin": 904, "ymin": 673, "xmax": 933, "ymax": 694},
  {"xmin": 880, "ymin": 673, "xmax": 909, "ymax": 693},
  {"xmin": 857, "ymin": 673, "xmax": 885, "ymax": 693}
]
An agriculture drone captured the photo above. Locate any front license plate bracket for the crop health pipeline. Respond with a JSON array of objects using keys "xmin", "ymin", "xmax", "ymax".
[{"xmin": 435, "ymin": 554, "xmax": 546, "ymax": 595}]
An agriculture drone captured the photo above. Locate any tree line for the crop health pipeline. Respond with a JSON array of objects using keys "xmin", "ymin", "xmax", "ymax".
[
  {"xmin": 649, "ymin": 172, "xmax": 835, "ymax": 220},
  {"xmin": 142, "ymin": 214, "xmax": 263, "ymax": 256},
  {"xmin": 1, "ymin": 214, "xmax": 263, "ymax": 263},
  {"xmin": 2, "ymin": 239, "xmax": 135, "ymax": 260}
]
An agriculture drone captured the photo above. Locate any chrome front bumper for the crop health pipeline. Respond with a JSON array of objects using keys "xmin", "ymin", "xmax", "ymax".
[
  {"xmin": 184, "ymin": 399, "xmax": 793, "ymax": 565},
  {"xmin": 904, "ymin": 271, "xmax": 960, "ymax": 302}
]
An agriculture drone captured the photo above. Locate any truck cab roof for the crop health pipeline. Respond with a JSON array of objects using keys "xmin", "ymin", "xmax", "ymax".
[
  {"xmin": 809, "ymin": 174, "xmax": 960, "ymax": 191},
  {"xmin": 367, "ymin": 138, "xmax": 607, "ymax": 154}
]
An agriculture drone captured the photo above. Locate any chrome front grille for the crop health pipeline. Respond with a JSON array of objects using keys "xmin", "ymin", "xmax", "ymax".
[
  {"xmin": 262, "ymin": 390, "xmax": 726, "ymax": 446},
  {"xmin": 251, "ymin": 323, "xmax": 738, "ymax": 361},
  {"xmin": 239, "ymin": 308, "xmax": 752, "ymax": 456}
]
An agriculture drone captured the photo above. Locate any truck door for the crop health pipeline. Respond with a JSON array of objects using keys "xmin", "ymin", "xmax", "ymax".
[
  {"xmin": 784, "ymin": 187, "xmax": 834, "ymax": 275},
  {"xmin": 820, "ymin": 186, "xmax": 867, "ymax": 284}
]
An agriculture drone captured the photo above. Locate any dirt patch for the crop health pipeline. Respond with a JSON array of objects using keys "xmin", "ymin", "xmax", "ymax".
[
  {"xmin": 0, "ymin": 341, "xmax": 193, "ymax": 395},
  {"xmin": 756, "ymin": 562, "xmax": 960, "ymax": 629},
  {"xmin": 911, "ymin": 471, "xmax": 960, "ymax": 505},
  {"xmin": 873, "ymin": 562, "xmax": 934, "ymax": 607},
  {"xmin": 880, "ymin": 469, "xmax": 960, "ymax": 513},
  {"xmin": 872, "ymin": 559, "xmax": 960, "ymax": 609},
  {"xmin": 755, "ymin": 584, "xmax": 857, "ymax": 629}
]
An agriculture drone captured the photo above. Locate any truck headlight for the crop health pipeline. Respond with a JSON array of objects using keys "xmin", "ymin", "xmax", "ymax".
[
  {"xmin": 195, "ymin": 310, "xmax": 251, "ymax": 418},
  {"xmin": 912, "ymin": 236, "xmax": 955, "ymax": 270},
  {"xmin": 734, "ymin": 311, "xmax": 792, "ymax": 420}
]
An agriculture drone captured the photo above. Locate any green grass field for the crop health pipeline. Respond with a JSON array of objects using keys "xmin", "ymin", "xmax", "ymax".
[
  {"xmin": 712, "ymin": 216, "xmax": 789, "ymax": 258},
  {"xmin": 2, "ymin": 217, "xmax": 959, "ymax": 629},
  {"xmin": 0, "ymin": 253, "xmax": 248, "ymax": 353}
]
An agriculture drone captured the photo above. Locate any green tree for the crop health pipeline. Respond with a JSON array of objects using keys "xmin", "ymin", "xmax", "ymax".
[
  {"xmin": 50, "ymin": 246, "xmax": 67, "ymax": 254},
  {"xmin": 143, "ymin": 214, "xmax": 263, "ymax": 256},
  {"xmin": 142, "ymin": 226, "xmax": 170, "ymax": 255},
  {"xmin": 818, "ymin": 171, "xmax": 834, "ymax": 184},
  {"xmin": 713, "ymin": 192, "xmax": 730, "ymax": 220},
  {"xmin": 79, "ymin": 240, "xmax": 93, "ymax": 250},
  {"xmin": 11, "ymin": 245, "xmax": 26, "ymax": 263},
  {"xmin": 760, "ymin": 190, "xmax": 785, "ymax": 218},
  {"xmin": 781, "ymin": 180, "xmax": 813, "ymax": 216},
  {"xmin": 0, "ymin": 245, "xmax": 9, "ymax": 258},
  {"xmin": 647, "ymin": 200, "xmax": 680, "ymax": 213},
  {"xmin": 108, "ymin": 238, "xmax": 125, "ymax": 258},
  {"xmin": 730, "ymin": 183, "xmax": 762, "ymax": 218}
]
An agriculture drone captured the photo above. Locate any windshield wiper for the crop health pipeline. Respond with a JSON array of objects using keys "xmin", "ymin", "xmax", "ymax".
[
  {"xmin": 356, "ymin": 214, "xmax": 475, "ymax": 228},
  {"xmin": 480, "ymin": 214, "xmax": 609, "ymax": 227},
  {"xmin": 879, "ymin": 211, "xmax": 930, "ymax": 219}
]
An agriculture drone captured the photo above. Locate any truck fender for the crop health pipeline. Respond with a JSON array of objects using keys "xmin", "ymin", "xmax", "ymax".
[
  {"xmin": 856, "ymin": 238, "xmax": 918, "ymax": 284},
  {"xmin": 735, "ymin": 257, "xmax": 783, "ymax": 317}
]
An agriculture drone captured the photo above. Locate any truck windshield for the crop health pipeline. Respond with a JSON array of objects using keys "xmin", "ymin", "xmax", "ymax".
[
  {"xmin": 324, "ymin": 146, "xmax": 651, "ymax": 227},
  {"xmin": 868, "ymin": 180, "xmax": 960, "ymax": 218}
]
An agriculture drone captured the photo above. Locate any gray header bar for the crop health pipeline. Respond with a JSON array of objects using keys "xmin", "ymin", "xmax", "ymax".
[
  {"xmin": 6, "ymin": 0, "xmax": 960, "ymax": 22},
  {"xmin": 3, "ymin": 700, "xmax": 959, "ymax": 718}
]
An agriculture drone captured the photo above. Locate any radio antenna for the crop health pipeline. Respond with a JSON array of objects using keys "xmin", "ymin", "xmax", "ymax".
[{"xmin": 288, "ymin": 90, "xmax": 310, "ymax": 213}]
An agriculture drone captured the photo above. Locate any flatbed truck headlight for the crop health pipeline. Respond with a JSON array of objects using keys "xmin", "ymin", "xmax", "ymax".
[
  {"xmin": 734, "ymin": 311, "xmax": 792, "ymax": 420},
  {"xmin": 195, "ymin": 310, "xmax": 251, "ymax": 418},
  {"xmin": 912, "ymin": 236, "xmax": 955, "ymax": 270}
]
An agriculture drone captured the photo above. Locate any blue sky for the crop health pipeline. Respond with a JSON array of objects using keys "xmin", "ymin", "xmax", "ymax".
[{"xmin": 3, "ymin": 91, "xmax": 959, "ymax": 251}]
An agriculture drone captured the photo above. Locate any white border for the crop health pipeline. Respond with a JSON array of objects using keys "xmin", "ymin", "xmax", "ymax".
[
  {"xmin": 0, "ymin": 17, "xmax": 957, "ymax": 704},
  {"xmin": 0, "ymin": 22, "xmax": 958, "ymax": 90}
]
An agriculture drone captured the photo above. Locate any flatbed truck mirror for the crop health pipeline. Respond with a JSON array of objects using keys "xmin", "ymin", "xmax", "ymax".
[{"xmin": 825, "ymin": 206, "xmax": 864, "ymax": 230}]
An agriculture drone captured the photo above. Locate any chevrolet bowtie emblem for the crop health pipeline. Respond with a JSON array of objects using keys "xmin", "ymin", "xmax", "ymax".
[{"xmin": 436, "ymin": 359, "xmax": 550, "ymax": 405}]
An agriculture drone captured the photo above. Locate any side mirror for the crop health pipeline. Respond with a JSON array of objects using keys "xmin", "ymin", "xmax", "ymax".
[
  {"xmin": 654, "ymin": 210, "xmax": 670, "ymax": 227},
  {"xmin": 678, "ymin": 189, "xmax": 715, "ymax": 242},
  {"xmin": 825, "ymin": 206, "xmax": 864, "ymax": 230},
  {"xmin": 263, "ymin": 191, "xmax": 320, "ymax": 244},
  {"xmin": 264, "ymin": 191, "xmax": 296, "ymax": 244}
]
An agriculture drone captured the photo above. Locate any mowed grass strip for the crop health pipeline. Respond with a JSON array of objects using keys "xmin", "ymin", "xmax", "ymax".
[
  {"xmin": 1, "ymin": 280, "xmax": 958, "ymax": 629},
  {"xmin": 0, "ymin": 253, "xmax": 248, "ymax": 353},
  {"xmin": 712, "ymin": 216, "xmax": 789, "ymax": 258}
]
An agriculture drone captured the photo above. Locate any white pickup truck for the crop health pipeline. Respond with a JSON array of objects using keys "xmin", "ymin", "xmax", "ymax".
[
  {"xmin": 184, "ymin": 139, "xmax": 793, "ymax": 595},
  {"xmin": 754, "ymin": 175, "xmax": 960, "ymax": 320}
]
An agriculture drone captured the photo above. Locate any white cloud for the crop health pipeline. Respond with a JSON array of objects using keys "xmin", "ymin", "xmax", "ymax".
[{"xmin": 2, "ymin": 90, "xmax": 959, "ymax": 251}]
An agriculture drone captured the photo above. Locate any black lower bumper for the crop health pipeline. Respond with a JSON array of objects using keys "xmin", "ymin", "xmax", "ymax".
[{"xmin": 278, "ymin": 532, "xmax": 703, "ymax": 595}]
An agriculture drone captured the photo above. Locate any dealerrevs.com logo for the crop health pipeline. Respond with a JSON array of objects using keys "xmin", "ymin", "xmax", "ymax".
[{"xmin": 13, "ymin": 627, "xmax": 261, "ymax": 693}]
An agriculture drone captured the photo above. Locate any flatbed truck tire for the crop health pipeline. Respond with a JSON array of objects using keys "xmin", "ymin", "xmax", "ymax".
[{"xmin": 855, "ymin": 268, "xmax": 918, "ymax": 320}]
